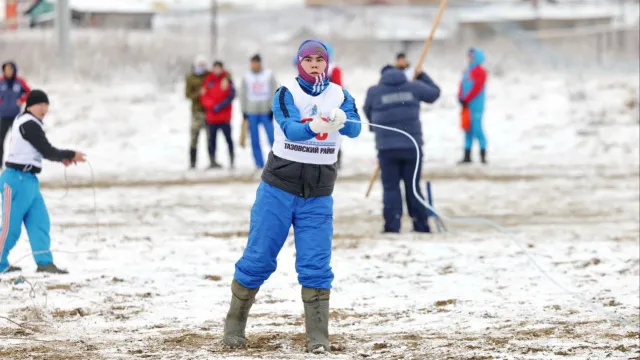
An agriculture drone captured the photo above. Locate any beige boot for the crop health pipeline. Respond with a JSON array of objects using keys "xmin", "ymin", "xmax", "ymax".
[
  {"xmin": 302, "ymin": 287, "xmax": 330, "ymax": 354},
  {"xmin": 222, "ymin": 280, "xmax": 259, "ymax": 348}
]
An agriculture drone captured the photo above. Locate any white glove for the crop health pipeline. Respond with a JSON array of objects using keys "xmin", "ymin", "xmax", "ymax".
[
  {"xmin": 328, "ymin": 108, "xmax": 347, "ymax": 127},
  {"xmin": 308, "ymin": 109, "xmax": 344, "ymax": 134}
]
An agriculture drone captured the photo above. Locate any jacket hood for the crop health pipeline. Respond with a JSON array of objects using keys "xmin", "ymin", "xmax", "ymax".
[
  {"xmin": 468, "ymin": 48, "xmax": 486, "ymax": 68},
  {"xmin": 2, "ymin": 61, "xmax": 17, "ymax": 79},
  {"xmin": 380, "ymin": 67, "xmax": 408, "ymax": 86}
]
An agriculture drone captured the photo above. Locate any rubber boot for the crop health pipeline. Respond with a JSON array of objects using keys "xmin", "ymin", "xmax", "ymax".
[
  {"xmin": 4, "ymin": 265, "xmax": 21, "ymax": 273},
  {"xmin": 480, "ymin": 149, "xmax": 487, "ymax": 164},
  {"xmin": 222, "ymin": 280, "xmax": 259, "ymax": 348},
  {"xmin": 458, "ymin": 149, "xmax": 472, "ymax": 165},
  {"xmin": 302, "ymin": 287, "xmax": 330, "ymax": 354},
  {"xmin": 189, "ymin": 148, "xmax": 197, "ymax": 169},
  {"xmin": 36, "ymin": 263, "xmax": 68, "ymax": 274}
]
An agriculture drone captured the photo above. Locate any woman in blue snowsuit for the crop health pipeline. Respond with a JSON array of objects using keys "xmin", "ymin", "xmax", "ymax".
[
  {"xmin": 222, "ymin": 40, "xmax": 361, "ymax": 354},
  {"xmin": 458, "ymin": 48, "xmax": 488, "ymax": 164}
]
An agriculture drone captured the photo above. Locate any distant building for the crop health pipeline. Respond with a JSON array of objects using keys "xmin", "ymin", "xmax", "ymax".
[
  {"xmin": 306, "ymin": 0, "xmax": 441, "ymax": 4},
  {"xmin": 25, "ymin": 0, "xmax": 156, "ymax": 29}
]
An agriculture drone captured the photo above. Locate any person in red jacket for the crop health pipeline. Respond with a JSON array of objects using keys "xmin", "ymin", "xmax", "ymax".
[{"xmin": 200, "ymin": 61, "xmax": 236, "ymax": 169}]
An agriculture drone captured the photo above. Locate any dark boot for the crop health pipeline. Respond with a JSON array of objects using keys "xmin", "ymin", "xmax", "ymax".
[
  {"xmin": 229, "ymin": 153, "xmax": 235, "ymax": 169},
  {"xmin": 3, "ymin": 265, "xmax": 22, "ymax": 273},
  {"xmin": 480, "ymin": 149, "xmax": 487, "ymax": 164},
  {"xmin": 458, "ymin": 149, "xmax": 472, "ymax": 165},
  {"xmin": 412, "ymin": 217, "xmax": 431, "ymax": 233},
  {"xmin": 36, "ymin": 264, "xmax": 68, "ymax": 274},
  {"xmin": 223, "ymin": 280, "xmax": 259, "ymax": 348},
  {"xmin": 302, "ymin": 288, "xmax": 330, "ymax": 354},
  {"xmin": 207, "ymin": 152, "xmax": 221, "ymax": 169},
  {"xmin": 189, "ymin": 148, "xmax": 197, "ymax": 169}
]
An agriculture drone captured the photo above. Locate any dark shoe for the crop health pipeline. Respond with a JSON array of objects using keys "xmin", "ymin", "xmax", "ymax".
[
  {"xmin": 458, "ymin": 149, "xmax": 472, "ymax": 165},
  {"xmin": 382, "ymin": 229, "xmax": 400, "ymax": 234},
  {"xmin": 189, "ymin": 148, "xmax": 197, "ymax": 169},
  {"xmin": 3, "ymin": 265, "xmax": 22, "ymax": 273},
  {"xmin": 229, "ymin": 154, "xmax": 235, "ymax": 169},
  {"xmin": 223, "ymin": 280, "xmax": 259, "ymax": 348},
  {"xmin": 302, "ymin": 288, "xmax": 330, "ymax": 354},
  {"xmin": 480, "ymin": 149, "xmax": 487, "ymax": 164},
  {"xmin": 208, "ymin": 161, "xmax": 222, "ymax": 169},
  {"xmin": 36, "ymin": 264, "xmax": 68, "ymax": 274}
]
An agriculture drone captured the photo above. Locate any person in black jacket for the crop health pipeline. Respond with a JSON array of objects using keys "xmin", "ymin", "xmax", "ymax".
[
  {"xmin": 363, "ymin": 65, "xmax": 440, "ymax": 233},
  {"xmin": 0, "ymin": 90, "xmax": 85, "ymax": 274}
]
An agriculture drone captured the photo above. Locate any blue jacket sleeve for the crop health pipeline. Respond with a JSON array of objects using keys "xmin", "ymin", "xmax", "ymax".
[
  {"xmin": 216, "ymin": 80, "xmax": 236, "ymax": 110},
  {"xmin": 271, "ymin": 87, "xmax": 316, "ymax": 141},
  {"xmin": 414, "ymin": 72, "xmax": 441, "ymax": 103},
  {"xmin": 339, "ymin": 90, "xmax": 361, "ymax": 138}
]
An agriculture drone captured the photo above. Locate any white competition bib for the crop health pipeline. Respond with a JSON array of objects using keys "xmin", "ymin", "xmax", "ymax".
[
  {"xmin": 272, "ymin": 82, "xmax": 344, "ymax": 165},
  {"xmin": 6, "ymin": 113, "xmax": 44, "ymax": 168},
  {"xmin": 244, "ymin": 70, "xmax": 273, "ymax": 102}
]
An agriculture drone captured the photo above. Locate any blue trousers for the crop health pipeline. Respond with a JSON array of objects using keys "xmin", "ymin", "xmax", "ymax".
[
  {"xmin": 234, "ymin": 182, "xmax": 334, "ymax": 289},
  {"xmin": 0, "ymin": 168, "xmax": 53, "ymax": 272},
  {"xmin": 464, "ymin": 111, "xmax": 487, "ymax": 150},
  {"xmin": 378, "ymin": 149, "xmax": 430, "ymax": 233},
  {"xmin": 246, "ymin": 113, "xmax": 275, "ymax": 168}
]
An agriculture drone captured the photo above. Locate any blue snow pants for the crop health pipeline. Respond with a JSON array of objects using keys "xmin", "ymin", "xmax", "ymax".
[
  {"xmin": 0, "ymin": 168, "xmax": 53, "ymax": 272},
  {"xmin": 234, "ymin": 182, "xmax": 334, "ymax": 289},
  {"xmin": 378, "ymin": 149, "xmax": 430, "ymax": 233},
  {"xmin": 246, "ymin": 113, "xmax": 275, "ymax": 168},
  {"xmin": 464, "ymin": 111, "xmax": 487, "ymax": 150}
]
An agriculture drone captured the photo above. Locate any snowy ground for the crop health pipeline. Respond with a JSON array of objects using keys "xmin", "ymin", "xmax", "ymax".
[{"xmin": 0, "ymin": 70, "xmax": 638, "ymax": 359}]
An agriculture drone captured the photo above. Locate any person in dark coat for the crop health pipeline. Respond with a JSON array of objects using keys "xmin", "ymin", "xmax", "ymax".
[
  {"xmin": 0, "ymin": 61, "xmax": 31, "ymax": 168},
  {"xmin": 363, "ymin": 65, "xmax": 440, "ymax": 233}
]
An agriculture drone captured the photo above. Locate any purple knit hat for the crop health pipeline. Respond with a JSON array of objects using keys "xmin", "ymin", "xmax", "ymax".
[{"xmin": 296, "ymin": 40, "xmax": 329, "ymax": 84}]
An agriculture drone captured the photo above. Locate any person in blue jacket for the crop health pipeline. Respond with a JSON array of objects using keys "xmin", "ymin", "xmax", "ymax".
[
  {"xmin": 364, "ymin": 65, "xmax": 440, "ymax": 233},
  {"xmin": 222, "ymin": 39, "xmax": 361, "ymax": 354},
  {"xmin": 458, "ymin": 48, "xmax": 488, "ymax": 164},
  {"xmin": 0, "ymin": 61, "xmax": 31, "ymax": 168}
]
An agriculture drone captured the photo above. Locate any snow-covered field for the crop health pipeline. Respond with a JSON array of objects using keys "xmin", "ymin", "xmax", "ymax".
[{"xmin": 0, "ymin": 68, "xmax": 638, "ymax": 359}]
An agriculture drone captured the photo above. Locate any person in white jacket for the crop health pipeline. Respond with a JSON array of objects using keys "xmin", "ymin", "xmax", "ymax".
[{"xmin": 240, "ymin": 54, "xmax": 278, "ymax": 169}]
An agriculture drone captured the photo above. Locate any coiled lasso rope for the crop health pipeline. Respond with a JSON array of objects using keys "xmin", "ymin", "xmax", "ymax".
[{"xmin": 350, "ymin": 118, "xmax": 634, "ymax": 328}]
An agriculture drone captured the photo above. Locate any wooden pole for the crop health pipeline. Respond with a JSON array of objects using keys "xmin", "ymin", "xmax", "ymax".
[{"xmin": 364, "ymin": 0, "xmax": 448, "ymax": 198}]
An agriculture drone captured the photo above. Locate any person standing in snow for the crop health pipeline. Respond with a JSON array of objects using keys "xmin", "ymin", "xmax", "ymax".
[
  {"xmin": 222, "ymin": 40, "xmax": 361, "ymax": 354},
  {"xmin": 240, "ymin": 54, "xmax": 277, "ymax": 169},
  {"xmin": 325, "ymin": 44, "xmax": 345, "ymax": 169},
  {"xmin": 0, "ymin": 61, "xmax": 31, "ymax": 168},
  {"xmin": 0, "ymin": 90, "xmax": 85, "ymax": 274},
  {"xmin": 364, "ymin": 65, "xmax": 440, "ymax": 233},
  {"xmin": 200, "ymin": 61, "xmax": 236, "ymax": 169},
  {"xmin": 458, "ymin": 48, "xmax": 488, "ymax": 164},
  {"xmin": 185, "ymin": 55, "xmax": 214, "ymax": 169}
]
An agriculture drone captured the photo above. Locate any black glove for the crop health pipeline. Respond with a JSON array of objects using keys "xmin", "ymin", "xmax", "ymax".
[{"xmin": 458, "ymin": 98, "xmax": 467, "ymax": 107}]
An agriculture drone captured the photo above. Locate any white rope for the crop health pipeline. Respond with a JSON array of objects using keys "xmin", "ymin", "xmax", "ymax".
[{"xmin": 353, "ymin": 119, "xmax": 635, "ymax": 328}]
